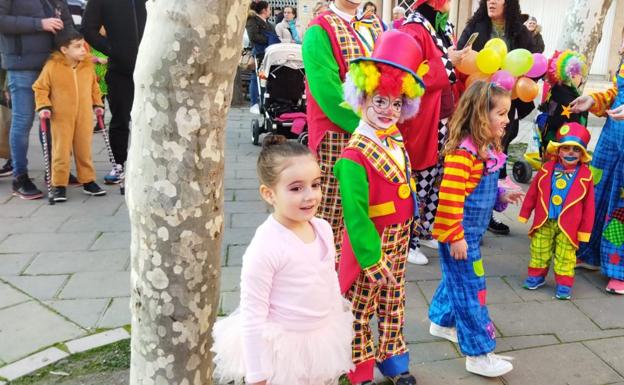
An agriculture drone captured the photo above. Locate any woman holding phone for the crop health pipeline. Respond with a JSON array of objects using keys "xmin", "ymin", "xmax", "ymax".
[{"xmin": 457, "ymin": 0, "xmax": 536, "ymax": 236}]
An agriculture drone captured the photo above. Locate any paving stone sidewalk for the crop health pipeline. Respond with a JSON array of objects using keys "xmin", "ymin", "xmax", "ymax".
[{"xmin": 1, "ymin": 107, "xmax": 624, "ymax": 385}]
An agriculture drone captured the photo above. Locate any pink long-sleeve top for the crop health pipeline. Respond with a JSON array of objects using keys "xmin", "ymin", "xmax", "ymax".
[{"xmin": 240, "ymin": 215, "xmax": 341, "ymax": 383}]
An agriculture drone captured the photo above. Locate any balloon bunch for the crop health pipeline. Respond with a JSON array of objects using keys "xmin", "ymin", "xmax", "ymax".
[{"xmin": 456, "ymin": 38, "xmax": 548, "ymax": 103}]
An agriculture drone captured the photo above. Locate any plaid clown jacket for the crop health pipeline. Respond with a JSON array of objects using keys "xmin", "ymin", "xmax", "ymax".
[{"xmin": 518, "ymin": 160, "xmax": 595, "ymax": 248}]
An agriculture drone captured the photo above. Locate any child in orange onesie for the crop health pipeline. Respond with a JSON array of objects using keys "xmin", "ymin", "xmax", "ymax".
[{"xmin": 33, "ymin": 29, "xmax": 106, "ymax": 202}]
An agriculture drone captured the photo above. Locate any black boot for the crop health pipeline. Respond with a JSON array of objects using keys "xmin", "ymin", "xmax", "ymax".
[
  {"xmin": 12, "ymin": 174, "xmax": 43, "ymax": 200},
  {"xmin": 487, "ymin": 215, "xmax": 510, "ymax": 235}
]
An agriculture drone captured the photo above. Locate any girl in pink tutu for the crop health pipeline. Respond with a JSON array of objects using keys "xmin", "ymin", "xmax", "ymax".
[{"xmin": 211, "ymin": 135, "xmax": 354, "ymax": 385}]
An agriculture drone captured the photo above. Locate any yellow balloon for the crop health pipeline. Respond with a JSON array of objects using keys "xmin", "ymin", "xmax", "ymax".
[
  {"xmin": 476, "ymin": 48, "xmax": 502, "ymax": 75},
  {"xmin": 484, "ymin": 38, "xmax": 508, "ymax": 60}
]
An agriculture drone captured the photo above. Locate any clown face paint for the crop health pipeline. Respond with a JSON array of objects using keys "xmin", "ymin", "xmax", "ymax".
[
  {"xmin": 363, "ymin": 93, "xmax": 403, "ymax": 130},
  {"xmin": 558, "ymin": 145, "xmax": 582, "ymax": 168}
]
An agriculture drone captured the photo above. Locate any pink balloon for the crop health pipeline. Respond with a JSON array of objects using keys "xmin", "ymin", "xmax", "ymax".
[
  {"xmin": 491, "ymin": 70, "xmax": 515, "ymax": 91},
  {"xmin": 526, "ymin": 53, "xmax": 548, "ymax": 78}
]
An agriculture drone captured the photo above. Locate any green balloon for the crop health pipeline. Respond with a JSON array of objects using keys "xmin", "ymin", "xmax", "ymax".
[{"xmin": 502, "ymin": 49, "xmax": 534, "ymax": 77}]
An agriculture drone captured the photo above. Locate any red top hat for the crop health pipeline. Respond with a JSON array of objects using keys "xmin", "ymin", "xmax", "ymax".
[
  {"xmin": 546, "ymin": 122, "xmax": 592, "ymax": 163},
  {"xmin": 351, "ymin": 30, "xmax": 425, "ymax": 88}
]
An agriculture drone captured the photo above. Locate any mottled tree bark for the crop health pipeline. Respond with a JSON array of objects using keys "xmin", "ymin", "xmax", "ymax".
[
  {"xmin": 557, "ymin": 0, "xmax": 614, "ymax": 73},
  {"xmin": 127, "ymin": 1, "xmax": 247, "ymax": 384}
]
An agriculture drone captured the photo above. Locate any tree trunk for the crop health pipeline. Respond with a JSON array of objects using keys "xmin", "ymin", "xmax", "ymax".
[
  {"xmin": 127, "ymin": 1, "xmax": 247, "ymax": 384},
  {"xmin": 557, "ymin": 0, "xmax": 614, "ymax": 74}
]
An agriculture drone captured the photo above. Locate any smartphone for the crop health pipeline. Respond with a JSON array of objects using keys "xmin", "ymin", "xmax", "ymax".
[{"xmin": 465, "ymin": 32, "xmax": 479, "ymax": 47}]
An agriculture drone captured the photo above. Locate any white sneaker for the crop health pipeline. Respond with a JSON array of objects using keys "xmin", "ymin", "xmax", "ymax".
[
  {"xmin": 408, "ymin": 247, "xmax": 429, "ymax": 265},
  {"xmin": 429, "ymin": 322, "xmax": 458, "ymax": 343},
  {"xmin": 420, "ymin": 238, "xmax": 439, "ymax": 249},
  {"xmin": 466, "ymin": 353, "xmax": 513, "ymax": 377},
  {"xmin": 249, "ymin": 104, "xmax": 260, "ymax": 114}
]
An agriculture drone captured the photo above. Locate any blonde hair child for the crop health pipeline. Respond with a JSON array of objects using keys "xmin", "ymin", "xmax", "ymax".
[{"xmin": 429, "ymin": 81, "xmax": 523, "ymax": 377}]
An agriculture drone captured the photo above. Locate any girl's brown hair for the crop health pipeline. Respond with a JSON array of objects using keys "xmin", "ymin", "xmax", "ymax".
[
  {"xmin": 257, "ymin": 135, "xmax": 314, "ymax": 186},
  {"xmin": 443, "ymin": 81, "xmax": 511, "ymax": 159}
]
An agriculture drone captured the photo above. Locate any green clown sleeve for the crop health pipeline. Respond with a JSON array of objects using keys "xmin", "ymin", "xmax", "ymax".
[
  {"xmin": 302, "ymin": 25, "xmax": 360, "ymax": 134},
  {"xmin": 334, "ymin": 157, "xmax": 382, "ymax": 269}
]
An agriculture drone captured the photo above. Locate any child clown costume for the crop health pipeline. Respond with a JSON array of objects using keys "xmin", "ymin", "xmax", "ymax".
[
  {"xmin": 519, "ymin": 122, "xmax": 595, "ymax": 299},
  {"xmin": 334, "ymin": 30, "xmax": 428, "ymax": 385}
]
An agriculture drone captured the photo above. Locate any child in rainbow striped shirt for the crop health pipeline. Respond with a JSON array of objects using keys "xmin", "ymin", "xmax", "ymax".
[{"xmin": 428, "ymin": 81, "xmax": 523, "ymax": 378}]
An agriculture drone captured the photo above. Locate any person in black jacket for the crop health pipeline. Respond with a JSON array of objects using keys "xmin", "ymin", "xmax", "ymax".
[
  {"xmin": 81, "ymin": 0, "xmax": 146, "ymax": 184},
  {"xmin": 246, "ymin": 1, "xmax": 277, "ymax": 113},
  {"xmin": 525, "ymin": 16, "xmax": 545, "ymax": 53},
  {"xmin": 457, "ymin": 0, "xmax": 536, "ymax": 236},
  {"xmin": 0, "ymin": 0, "xmax": 73, "ymax": 199}
]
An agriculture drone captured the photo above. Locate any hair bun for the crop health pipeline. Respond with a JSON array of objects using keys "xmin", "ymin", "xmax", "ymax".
[{"xmin": 262, "ymin": 135, "xmax": 288, "ymax": 148}]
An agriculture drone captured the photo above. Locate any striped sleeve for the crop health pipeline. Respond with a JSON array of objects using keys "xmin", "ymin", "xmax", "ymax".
[
  {"xmin": 432, "ymin": 149, "xmax": 481, "ymax": 243},
  {"xmin": 589, "ymin": 84, "xmax": 617, "ymax": 117}
]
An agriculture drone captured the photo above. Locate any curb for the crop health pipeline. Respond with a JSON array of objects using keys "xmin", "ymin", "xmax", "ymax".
[{"xmin": 0, "ymin": 327, "xmax": 130, "ymax": 383}]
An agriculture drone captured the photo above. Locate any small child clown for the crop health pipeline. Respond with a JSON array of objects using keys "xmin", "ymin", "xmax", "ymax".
[
  {"xmin": 334, "ymin": 30, "xmax": 428, "ymax": 385},
  {"xmin": 518, "ymin": 122, "xmax": 595, "ymax": 299}
]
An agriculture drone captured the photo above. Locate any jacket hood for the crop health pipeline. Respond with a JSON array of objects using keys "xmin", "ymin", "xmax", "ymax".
[{"xmin": 49, "ymin": 51, "xmax": 92, "ymax": 70}]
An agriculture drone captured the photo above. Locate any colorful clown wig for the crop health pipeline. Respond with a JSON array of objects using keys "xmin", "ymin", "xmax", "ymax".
[
  {"xmin": 343, "ymin": 61, "xmax": 427, "ymax": 122},
  {"xmin": 546, "ymin": 50, "xmax": 588, "ymax": 86}
]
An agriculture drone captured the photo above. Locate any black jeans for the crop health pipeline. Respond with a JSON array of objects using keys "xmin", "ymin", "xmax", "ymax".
[
  {"xmin": 499, "ymin": 118, "xmax": 519, "ymax": 179},
  {"xmin": 105, "ymin": 70, "xmax": 134, "ymax": 165}
]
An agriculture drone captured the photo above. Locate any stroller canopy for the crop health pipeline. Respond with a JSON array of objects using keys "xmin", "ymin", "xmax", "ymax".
[{"xmin": 259, "ymin": 43, "xmax": 304, "ymax": 75}]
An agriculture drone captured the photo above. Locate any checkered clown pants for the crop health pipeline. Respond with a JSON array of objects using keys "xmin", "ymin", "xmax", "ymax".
[
  {"xmin": 529, "ymin": 219, "xmax": 576, "ymax": 287},
  {"xmin": 413, "ymin": 118, "xmax": 449, "ymax": 241},
  {"xmin": 317, "ymin": 131, "xmax": 351, "ymax": 266},
  {"xmin": 346, "ymin": 219, "xmax": 411, "ymax": 379}
]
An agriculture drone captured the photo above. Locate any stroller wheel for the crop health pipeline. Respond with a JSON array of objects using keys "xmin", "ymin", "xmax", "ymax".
[
  {"xmin": 252, "ymin": 119, "xmax": 261, "ymax": 146},
  {"xmin": 512, "ymin": 160, "xmax": 533, "ymax": 184},
  {"xmin": 297, "ymin": 132, "xmax": 308, "ymax": 146}
]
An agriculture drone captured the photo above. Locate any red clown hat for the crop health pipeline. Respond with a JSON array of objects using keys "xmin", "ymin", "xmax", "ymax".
[
  {"xmin": 351, "ymin": 30, "xmax": 425, "ymax": 88},
  {"xmin": 546, "ymin": 122, "xmax": 592, "ymax": 163}
]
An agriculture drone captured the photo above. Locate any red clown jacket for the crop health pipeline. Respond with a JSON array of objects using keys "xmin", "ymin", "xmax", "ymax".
[
  {"xmin": 398, "ymin": 15, "xmax": 455, "ymax": 171},
  {"xmin": 518, "ymin": 160, "xmax": 595, "ymax": 248}
]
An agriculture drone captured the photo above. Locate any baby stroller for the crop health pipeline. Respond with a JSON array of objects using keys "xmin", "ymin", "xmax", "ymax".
[
  {"xmin": 512, "ymin": 113, "xmax": 549, "ymax": 184},
  {"xmin": 251, "ymin": 43, "xmax": 307, "ymax": 145}
]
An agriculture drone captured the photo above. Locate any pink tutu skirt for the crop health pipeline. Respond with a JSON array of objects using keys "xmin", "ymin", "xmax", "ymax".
[{"xmin": 211, "ymin": 298, "xmax": 354, "ymax": 385}]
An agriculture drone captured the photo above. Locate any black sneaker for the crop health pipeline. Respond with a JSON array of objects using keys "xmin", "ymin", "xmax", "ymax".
[
  {"xmin": 83, "ymin": 181, "xmax": 107, "ymax": 196},
  {"xmin": 387, "ymin": 372, "xmax": 417, "ymax": 385},
  {"xmin": 0, "ymin": 159, "xmax": 12, "ymax": 177},
  {"xmin": 488, "ymin": 216, "xmax": 510, "ymax": 235},
  {"xmin": 53, "ymin": 186, "xmax": 67, "ymax": 202},
  {"xmin": 68, "ymin": 173, "xmax": 81, "ymax": 187},
  {"xmin": 12, "ymin": 174, "xmax": 43, "ymax": 200}
]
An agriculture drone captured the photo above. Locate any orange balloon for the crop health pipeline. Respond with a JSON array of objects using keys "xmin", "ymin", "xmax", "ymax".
[
  {"xmin": 515, "ymin": 77, "xmax": 539, "ymax": 102},
  {"xmin": 456, "ymin": 50, "xmax": 479, "ymax": 75},
  {"xmin": 511, "ymin": 85, "xmax": 519, "ymax": 100},
  {"xmin": 466, "ymin": 72, "xmax": 491, "ymax": 88}
]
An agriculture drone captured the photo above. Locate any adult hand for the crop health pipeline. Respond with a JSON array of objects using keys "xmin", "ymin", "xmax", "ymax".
[
  {"xmin": 607, "ymin": 105, "xmax": 624, "ymax": 121},
  {"xmin": 41, "ymin": 18, "xmax": 64, "ymax": 34},
  {"xmin": 38, "ymin": 109, "xmax": 52, "ymax": 119},
  {"xmin": 249, "ymin": 381, "xmax": 267, "ymax": 385},
  {"xmin": 450, "ymin": 239, "xmax": 468, "ymax": 260},
  {"xmin": 448, "ymin": 46, "xmax": 469, "ymax": 66},
  {"xmin": 502, "ymin": 191, "xmax": 525, "ymax": 204},
  {"xmin": 569, "ymin": 95, "xmax": 594, "ymax": 113}
]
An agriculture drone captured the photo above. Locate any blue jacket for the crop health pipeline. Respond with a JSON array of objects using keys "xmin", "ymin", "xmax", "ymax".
[{"xmin": 0, "ymin": 0, "xmax": 73, "ymax": 71}]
